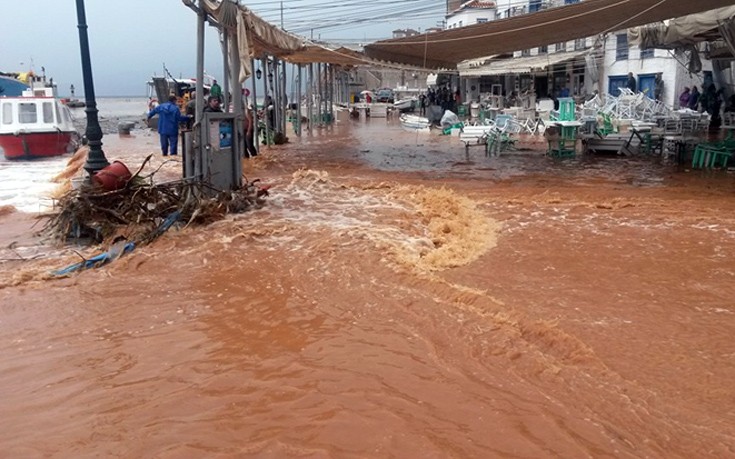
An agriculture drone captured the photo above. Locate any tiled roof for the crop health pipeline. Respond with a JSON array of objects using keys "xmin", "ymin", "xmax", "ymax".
[{"xmin": 460, "ymin": 1, "xmax": 497, "ymax": 10}]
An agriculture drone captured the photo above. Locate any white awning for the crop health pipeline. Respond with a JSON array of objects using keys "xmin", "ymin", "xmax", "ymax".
[{"xmin": 459, "ymin": 50, "xmax": 588, "ymax": 77}]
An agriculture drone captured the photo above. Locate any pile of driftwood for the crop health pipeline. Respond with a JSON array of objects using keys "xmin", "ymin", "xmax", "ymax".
[{"xmin": 44, "ymin": 155, "xmax": 268, "ymax": 244}]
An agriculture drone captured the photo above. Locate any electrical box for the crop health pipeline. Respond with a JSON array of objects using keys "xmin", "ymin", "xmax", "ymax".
[{"xmin": 183, "ymin": 112, "xmax": 242, "ymax": 192}]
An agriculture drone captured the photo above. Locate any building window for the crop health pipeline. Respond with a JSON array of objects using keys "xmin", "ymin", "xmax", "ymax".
[
  {"xmin": 538, "ymin": 45, "xmax": 548, "ymax": 54},
  {"xmin": 616, "ymin": 34, "xmax": 629, "ymax": 60},
  {"xmin": 529, "ymin": 0, "xmax": 542, "ymax": 12},
  {"xmin": 459, "ymin": 20, "xmax": 462, "ymax": 27},
  {"xmin": 521, "ymin": 49, "xmax": 531, "ymax": 57},
  {"xmin": 640, "ymin": 47, "xmax": 654, "ymax": 59},
  {"xmin": 556, "ymin": 42, "xmax": 566, "ymax": 52},
  {"xmin": 574, "ymin": 38, "xmax": 586, "ymax": 50},
  {"xmin": 477, "ymin": 18, "xmax": 488, "ymax": 24},
  {"xmin": 564, "ymin": 0, "xmax": 580, "ymax": 3}
]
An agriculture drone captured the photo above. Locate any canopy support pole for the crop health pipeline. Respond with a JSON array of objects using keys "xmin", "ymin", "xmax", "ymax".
[
  {"xmin": 194, "ymin": 0, "xmax": 206, "ymax": 181},
  {"xmin": 251, "ymin": 57, "xmax": 259, "ymax": 155},
  {"xmin": 297, "ymin": 64, "xmax": 302, "ymax": 137},
  {"xmin": 222, "ymin": 31, "xmax": 230, "ymax": 111},
  {"xmin": 308, "ymin": 63, "xmax": 313, "ymax": 135},
  {"xmin": 262, "ymin": 57, "xmax": 270, "ymax": 146}
]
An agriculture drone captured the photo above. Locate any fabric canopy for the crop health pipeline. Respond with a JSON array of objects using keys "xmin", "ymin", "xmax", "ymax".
[
  {"xmin": 200, "ymin": 0, "xmax": 305, "ymax": 81},
  {"xmin": 459, "ymin": 50, "xmax": 588, "ymax": 77},
  {"xmin": 363, "ymin": 0, "xmax": 735, "ymax": 68},
  {"xmin": 196, "ymin": 0, "xmax": 426, "ymax": 82},
  {"xmin": 628, "ymin": 6, "xmax": 735, "ymax": 49}
]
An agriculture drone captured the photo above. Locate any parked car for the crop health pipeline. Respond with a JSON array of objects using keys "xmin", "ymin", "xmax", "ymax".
[{"xmin": 376, "ymin": 88, "xmax": 395, "ymax": 103}]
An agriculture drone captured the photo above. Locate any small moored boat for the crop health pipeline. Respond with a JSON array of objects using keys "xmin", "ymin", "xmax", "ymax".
[
  {"xmin": 393, "ymin": 97, "xmax": 416, "ymax": 112},
  {"xmin": 400, "ymin": 113, "xmax": 431, "ymax": 133},
  {"xmin": 0, "ymin": 87, "xmax": 79, "ymax": 160}
]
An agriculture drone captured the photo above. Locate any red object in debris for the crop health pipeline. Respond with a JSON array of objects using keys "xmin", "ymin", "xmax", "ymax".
[
  {"xmin": 257, "ymin": 184, "xmax": 271, "ymax": 197},
  {"xmin": 93, "ymin": 161, "xmax": 132, "ymax": 191}
]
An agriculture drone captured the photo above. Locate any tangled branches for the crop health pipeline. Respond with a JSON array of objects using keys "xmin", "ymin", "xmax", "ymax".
[{"xmin": 44, "ymin": 155, "xmax": 268, "ymax": 244}]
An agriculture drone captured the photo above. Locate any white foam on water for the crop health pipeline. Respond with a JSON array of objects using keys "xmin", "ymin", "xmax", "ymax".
[{"xmin": 0, "ymin": 156, "xmax": 67, "ymax": 213}]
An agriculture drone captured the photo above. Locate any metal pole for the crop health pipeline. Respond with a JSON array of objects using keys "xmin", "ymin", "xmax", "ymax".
[
  {"xmin": 251, "ymin": 57, "xmax": 259, "ymax": 155},
  {"xmin": 328, "ymin": 64, "xmax": 334, "ymax": 122},
  {"xmin": 222, "ymin": 31, "xmax": 230, "ymax": 111},
  {"xmin": 307, "ymin": 63, "xmax": 313, "ymax": 135},
  {"xmin": 262, "ymin": 57, "xmax": 270, "ymax": 145},
  {"xmin": 194, "ymin": 0, "xmax": 206, "ymax": 180},
  {"xmin": 297, "ymin": 64, "xmax": 302, "ymax": 137},
  {"xmin": 75, "ymin": 0, "xmax": 109, "ymax": 176},
  {"xmin": 316, "ymin": 63, "xmax": 322, "ymax": 125},
  {"xmin": 272, "ymin": 57, "xmax": 280, "ymax": 135},
  {"xmin": 282, "ymin": 61, "xmax": 288, "ymax": 133},
  {"xmin": 228, "ymin": 28, "xmax": 242, "ymax": 186}
]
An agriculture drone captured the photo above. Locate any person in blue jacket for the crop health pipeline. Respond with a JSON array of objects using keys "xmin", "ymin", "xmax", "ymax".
[{"xmin": 147, "ymin": 95, "xmax": 190, "ymax": 156}]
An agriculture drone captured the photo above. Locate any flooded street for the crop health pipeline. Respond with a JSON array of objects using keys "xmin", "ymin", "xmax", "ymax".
[{"xmin": 1, "ymin": 113, "xmax": 734, "ymax": 457}]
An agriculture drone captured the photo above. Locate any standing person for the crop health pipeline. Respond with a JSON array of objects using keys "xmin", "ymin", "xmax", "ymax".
[
  {"xmin": 707, "ymin": 86, "xmax": 724, "ymax": 128},
  {"xmin": 210, "ymin": 79, "xmax": 222, "ymax": 102},
  {"xmin": 688, "ymin": 86, "xmax": 700, "ymax": 110},
  {"xmin": 678, "ymin": 87, "xmax": 690, "ymax": 109},
  {"xmin": 203, "ymin": 96, "xmax": 222, "ymax": 113},
  {"xmin": 147, "ymin": 95, "xmax": 189, "ymax": 156},
  {"xmin": 185, "ymin": 90, "xmax": 198, "ymax": 129},
  {"xmin": 654, "ymin": 73, "xmax": 664, "ymax": 101},
  {"xmin": 243, "ymin": 105, "xmax": 257, "ymax": 158},
  {"xmin": 626, "ymin": 72, "xmax": 637, "ymax": 93}
]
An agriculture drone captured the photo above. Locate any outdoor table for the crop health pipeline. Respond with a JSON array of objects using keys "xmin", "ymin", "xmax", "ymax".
[
  {"xmin": 668, "ymin": 135, "xmax": 699, "ymax": 165},
  {"xmin": 626, "ymin": 122, "xmax": 659, "ymax": 154},
  {"xmin": 547, "ymin": 121, "xmax": 582, "ymax": 157}
]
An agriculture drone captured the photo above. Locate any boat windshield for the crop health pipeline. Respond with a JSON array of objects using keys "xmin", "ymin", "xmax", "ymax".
[
  {"xmin": 43, "ymin": 102, "xmax": 54, "ymax": 123},
  {"xmin": 1, "ymin": 103, "xmax": 11, "ymax": 124},
  {"xmin": 19, "ymin": 103, "xmax": 37, "ymax": 124}
]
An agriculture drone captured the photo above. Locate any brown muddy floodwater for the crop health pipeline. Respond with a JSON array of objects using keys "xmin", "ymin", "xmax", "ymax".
[{"xmin": 1, "ymin": 115, "xmax": 735, "ymax": 458}]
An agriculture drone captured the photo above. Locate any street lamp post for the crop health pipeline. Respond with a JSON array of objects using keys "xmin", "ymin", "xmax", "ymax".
[{"xmin": 75, "ymin": 0, "xmax": 109, "ymax": 176}]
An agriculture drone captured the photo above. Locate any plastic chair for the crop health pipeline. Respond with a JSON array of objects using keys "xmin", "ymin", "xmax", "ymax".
[{"xmin": 558, "ymin": 97, "xmax": 576, "ymax": 121}]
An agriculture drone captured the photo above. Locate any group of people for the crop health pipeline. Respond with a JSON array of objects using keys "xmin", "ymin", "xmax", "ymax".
[
  {"xmin": 678, "ymin": 83, "xmax": 732, "ymax": 127},
  {"xmin": 417, "ymin": 87, "xmax": 461, "ymax": 115},
  {"xmin": 146, "ymin": 79, "xmax": 257, "ymax": 158}
]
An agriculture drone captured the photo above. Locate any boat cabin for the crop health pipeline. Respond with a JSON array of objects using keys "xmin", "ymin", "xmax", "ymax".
[{"xmin": 0, "ymin": 87, "xmax": 78, "ymax": 159}]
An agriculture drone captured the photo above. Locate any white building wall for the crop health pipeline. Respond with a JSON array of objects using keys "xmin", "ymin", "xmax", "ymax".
[
  {"xmin": 600, "ymin": 33, "xmax": 713, "ymax": 108},
  {"xmin": 446, "ymin": 8, "xmax": 496, "ymax": 28}
]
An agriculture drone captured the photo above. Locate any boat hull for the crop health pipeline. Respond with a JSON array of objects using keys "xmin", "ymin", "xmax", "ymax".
[
  {"xmin": 393, "ymin": 98, "xmax": 416, "ymax": 112},
  {"xmin": 0, "ymin": 131, "xmax": 78, "ymax": 160},
  {"xmin": 400, "ymin": 114, "xmax": 431, "ymax": 132}
]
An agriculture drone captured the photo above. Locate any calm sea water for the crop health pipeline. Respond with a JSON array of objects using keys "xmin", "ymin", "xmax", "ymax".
[{"xmin": 0, "ymin": 97, "xmax": 149, "ymax": 213}]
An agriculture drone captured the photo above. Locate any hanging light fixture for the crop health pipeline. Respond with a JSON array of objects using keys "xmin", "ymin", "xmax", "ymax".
[{"xmin": 256, "ymin": 68, "xmax": 262, "ymax": 80}]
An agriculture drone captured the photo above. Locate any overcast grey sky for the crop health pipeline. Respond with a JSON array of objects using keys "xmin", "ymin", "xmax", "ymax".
[{"xmin": 0, "ymin": 1, "xmax": 441, "ymax": 97}]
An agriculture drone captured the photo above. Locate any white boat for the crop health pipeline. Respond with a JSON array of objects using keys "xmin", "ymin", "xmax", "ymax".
[
  {"xmin": 393, "ymin": 97, "xmax": 416, "ymax": 112},
  {"xmin": 0, "ymin": 86, "xmax": 79, "ymax": 160},
  {"xmin": 400, "ymin": 114, "xmax": 431, "ymax": 133}
]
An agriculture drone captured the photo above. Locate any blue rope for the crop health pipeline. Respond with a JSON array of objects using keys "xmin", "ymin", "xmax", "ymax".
[{"xmin": 52, "ymin": 211, "xmax": 181, "ymax": 276}]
